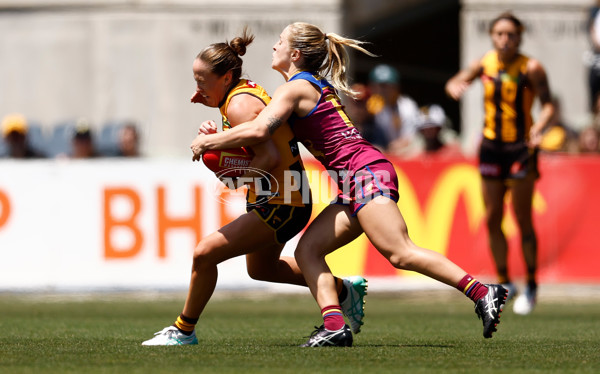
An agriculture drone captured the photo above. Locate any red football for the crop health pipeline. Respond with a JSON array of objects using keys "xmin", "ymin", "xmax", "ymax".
[{"xmin": 202, "ymin": 147, "xmax": 253, "ymax": 178}]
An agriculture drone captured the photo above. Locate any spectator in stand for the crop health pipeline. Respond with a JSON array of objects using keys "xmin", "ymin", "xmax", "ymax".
[
  {"xmin": 587, "ymin": 1, "xmax": 600, "ymax": 111},
  {"xmin": 70, "ymin": 118, "xmax": 98, "ymax": 159},
  {"xmin": 344, "ymin": 83, "xmax": 386, "ymax": 150},
  {"xmin": 366, "ymin": 64, "xmax": 420, "ymax": 154},
  {"xmin": 578, "ymin": 126, "xmax": 600, "ymax": 153},
  {"xmin": 408, "ymin": 104, "xmax": 463, "ymax": 159},
  {"xmin": 589, "ymin": 92, "xmax": 600, "ymax": 129},
  {"xmin": 117, "ymin": 123, "xmax": 141, "ymax": 157},
  {"xmin": 1, "ymin": 113, "xmax": 45, "ymax": 159},
  {"xmin": 579, "ymin": 93, "xmax": 600, "ymax": 154}
]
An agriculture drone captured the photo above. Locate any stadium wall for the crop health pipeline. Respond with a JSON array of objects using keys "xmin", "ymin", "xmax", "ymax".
[
  {"xmin": 0, "ymin": 155, "xmax": 598, "ymax": 291},
  {"xmin": 0, "ymin": 0, "xmax": 342, "ymax": 158},
  {"xmin": 1, "ymin": 0, "xmax": 596, "ymax": 159}
]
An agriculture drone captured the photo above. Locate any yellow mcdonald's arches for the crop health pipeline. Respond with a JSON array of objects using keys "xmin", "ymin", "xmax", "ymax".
[
  {"xmin": 304, "ymin": 161, "xmax": 546, "ymax": 278},
  {"xmin": 403, "ymin": 163, "xmax": 484, "ymax": 254}
]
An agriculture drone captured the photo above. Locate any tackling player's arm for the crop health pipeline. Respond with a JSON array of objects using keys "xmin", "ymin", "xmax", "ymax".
[
  {"xmin": 527, "ymin": 58, "xmax": 555, "ymax": 147},
  {"xmin": 191, "ymin": 81, "xmax": 301, "ymax": 161},
  {"xmin": 445, "ymin": 58, "xmax": 483, "ymax": 101},
  {"xmin": 226, "ymin": 93, "xmax": 280, "ymax": 178}
]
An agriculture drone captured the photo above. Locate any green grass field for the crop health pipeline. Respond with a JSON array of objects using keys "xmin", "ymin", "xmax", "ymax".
[{"xmin": 0, "ymin": 290, "xmax": 598, "ymax": 374}]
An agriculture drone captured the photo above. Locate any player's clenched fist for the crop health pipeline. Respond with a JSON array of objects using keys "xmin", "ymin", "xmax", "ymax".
[{"xmin": 198, "ymin": 120, "xmax": 218, "ymax": 135}]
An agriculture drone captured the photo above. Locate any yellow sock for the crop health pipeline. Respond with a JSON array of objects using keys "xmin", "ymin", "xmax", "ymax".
[{"xmin": 174, "ymin": 314, "xmax": 198, "ymax": 334}]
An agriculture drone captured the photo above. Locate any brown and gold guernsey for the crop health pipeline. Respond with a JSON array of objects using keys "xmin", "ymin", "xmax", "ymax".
[
  {"xmin": 480, "ymin": 50, "xmax": 534, "ymax": 143},
  {"xmin": 219, "ymin": 79, "xmax": 307, "ymax": 206}
]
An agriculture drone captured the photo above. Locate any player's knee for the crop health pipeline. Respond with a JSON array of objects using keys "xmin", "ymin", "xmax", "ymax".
[
  {"xmin": 246, "ymin": 268, "xmax": 261, "ymax": 281},
  {"xmin": 294, "ymin": 243, "xmax": 312, "ymax": 267},
  {"xmin": 515, "ymin": 215, "xmax": 534, "ymax": 232},
  {"xmin": 295, "ymin": 235, "xmax": 330, "ymax": 270},
  {"xmin": 521, "ymin": 231, "xmax": 537, "ymax": 245},
  {"xmin": 246, "ymin": 264, "xmax": 270, "ymax": 281},
  {"xmin": 486, "ymin": 212, "xmax": 503, "ymax": 230},
  {"xmin": 191, "ymin": 242, "xmax": 217, "ymax": 271},
  {"xmin": 387, "ymin": 252, "xmax": 411, "ymax": 270},
  {"xmin": 384, "ymin": 241, "xmax": 415, "ymax": 270}
]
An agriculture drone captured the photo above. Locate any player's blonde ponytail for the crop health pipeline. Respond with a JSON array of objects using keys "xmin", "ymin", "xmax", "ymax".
[{"xmin": 287, "ymin": 22, "xmax": 376, "ymax": 99}]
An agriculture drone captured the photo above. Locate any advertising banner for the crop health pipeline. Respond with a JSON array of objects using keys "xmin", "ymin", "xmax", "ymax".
[
  {"xmin": 322, "ymin": 154, "xmax": 600, "ymax": 283},
  {"xmin": 0, "ymin": 154, "xmax": 598, "ymax": 291}
]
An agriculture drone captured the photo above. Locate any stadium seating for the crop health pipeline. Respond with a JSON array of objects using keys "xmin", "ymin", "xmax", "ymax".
[
  {"xmin": 95, "ymin": 121, "xmax": 125, "ymax": 157},
  {"xmin": 26, "ymin": 122, "xmax": 47, "ymax": 156},
  {"xmin": 46, "ymin": 120, "xmax": 78, "ymax": 158},
  {"xmin": 0, "ymin": 136, "xmax": 7, "ymax": 157},
  {"xmin": 0, "ymin": 119, "xmax": 131, "ymax": 158}
]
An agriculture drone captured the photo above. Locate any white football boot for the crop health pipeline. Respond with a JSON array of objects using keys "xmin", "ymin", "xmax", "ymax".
[
  {"xmin": 513, "ymin": 286, "xmax": 537, "ymax": 315},
  {"xmin": 142, "ymin": 326, "xmax": 198, "ymax": 346},
  {"xmin": 340, "ymin": 276, "xmax": 368, "ymax": 334}
]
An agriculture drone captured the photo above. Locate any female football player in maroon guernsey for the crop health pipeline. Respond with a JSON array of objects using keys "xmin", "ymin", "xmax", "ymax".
[
  {"xmin": 190, "ymin": 22, "xmax": 508, "ymax": 347},
  {"xmin": 142, "ymin": 28, "xmax": 367, "ymax": 346}
]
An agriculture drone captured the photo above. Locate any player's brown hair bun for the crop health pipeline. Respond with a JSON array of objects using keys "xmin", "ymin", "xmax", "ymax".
[{"xmin": 229, "ymin": 27, "xmax": 254, "ymax": 57}]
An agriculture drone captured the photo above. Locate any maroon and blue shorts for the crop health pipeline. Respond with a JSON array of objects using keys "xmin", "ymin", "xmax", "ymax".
[{"xmin": 334, "ymin": 160, "xmax": 400, "ymax": 216}]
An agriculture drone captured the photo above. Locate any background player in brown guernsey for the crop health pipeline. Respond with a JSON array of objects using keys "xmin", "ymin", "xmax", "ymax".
[{"xmin": 446, "ymin": 12, "xmax": 556, "ymax": 315}]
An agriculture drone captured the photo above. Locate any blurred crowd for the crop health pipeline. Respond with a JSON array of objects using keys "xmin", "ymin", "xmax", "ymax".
[
  {"xmin": 0, "ymin": 114, "xmax": 141, "ymax": 159},
  {"xmin": 338, "ymin": 1, "xmax": 600, "ymax": 158},
  {"xmin": 344, "ymin": 63, "xmax": 600, "ymax": 158},
  {"xmin": 6, "ymin": 14, "xmax": 600, "ymax": 161},
  {"xmin": 4, "ymin": 58, "xmax": 600, "ymax": 161},
  {"xmin": 344, "ymin": 64, "xmax": 463, "ymax": 160}
]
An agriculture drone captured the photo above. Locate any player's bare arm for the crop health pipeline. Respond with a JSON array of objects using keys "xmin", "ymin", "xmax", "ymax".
[
  {"xmin": 191, "ymin": 121, "xmax": 270, "ymax": 161},
  {"xmin": 445, "ymin": 58, "xmax": 483, "ymax": 100},
  {"xmin": 227, "ymin": 94, "xmax": 281, "ymax": 175},
  {"xmin": 527, "ymin": 58, "xmax": 556, "ymax": 146},
  {"xmin": 264, "ymin": 80, "xmax": 318, "ymax": 134},
  {"xmin": 266, "ymin": 116, "xmax": 284, "ymax": 135},
  {"xmin": 191, "ymin": 80, "xmax": 301, "ymax": 160},
  {"xmin": 190, "ymin": 94, "xmax": 276, "ymax": 160}
]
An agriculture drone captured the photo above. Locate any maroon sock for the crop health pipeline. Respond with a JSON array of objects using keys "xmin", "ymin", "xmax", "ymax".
[
  {"xmin": 321, "ymin": 305, "xmax": 345, "ymax": 331},
  {"xmin": 457, "ymin": 274, "xmax": 489, "ymax": 302}
]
